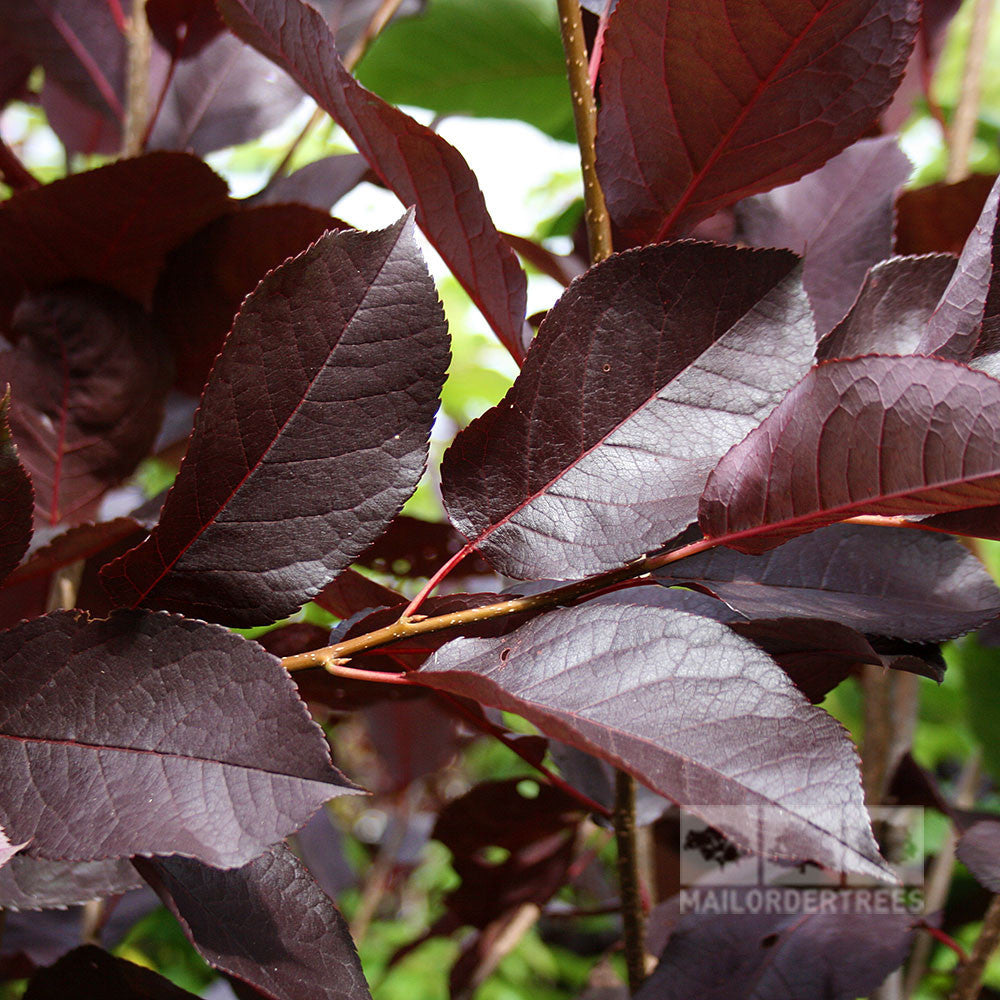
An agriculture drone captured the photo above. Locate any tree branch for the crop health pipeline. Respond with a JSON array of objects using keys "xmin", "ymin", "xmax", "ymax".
[
  {"xmin": 949, "ymin": 893, "xmax": 1000, "ymax": 1000},
  {"xmin": 558, "ymin": 0, "xmax": 612, "ymax": 263},
  {"xmin": 946, "ymin": 0, "xmax": 996, "ymax": 183},
  {"xmin": 122, "ymin": 0, "xmax": 152, "ymax": 157}
]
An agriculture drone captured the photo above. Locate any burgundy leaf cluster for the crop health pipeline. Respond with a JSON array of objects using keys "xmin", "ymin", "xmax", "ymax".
[{"xmin": 1, "ymin": 0, "xmax": 997, "ymax": 997}]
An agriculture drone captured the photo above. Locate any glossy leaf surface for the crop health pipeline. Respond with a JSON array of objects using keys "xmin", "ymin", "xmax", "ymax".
[
  {"xmin": 102, "ymin": 217, "xmax": 449, "ymax": 626},
  {"xmin": 917, "ymin": 174, "xmax": 1000, "ymax": 359},
  {"xmin": 443, "ymin": 242, "xmax": 814, "ymax": 579},
  {"xmin": 0, "ymin": 390, "xmax": 32, "ymax": 585},
  {"xmin": 737, "ymin": 137, "xmax": 911, "ymax": 336},
  {"xmin": 701, "ymin": 355, "xmax": 1000, "ymax": 552},
  {"xmin": 816, "ymin": 254, "xmax": 958, "ymax": 359},
  {"xmin": 596, "ymin": 0, "xmax": 918, "ymax": 243},
  {"xmin": 2, "ymin": 285, "xmax": 171, "ymax": 528},
  {"xmin": 658, "ymin": 524, "xmax": 1000, "ymax": 642},
  {"xmin": 421, "ymin": 602, "xmax": 886, "ymax": 878},
  {"xmin": 0, "ymin": 611, "xmax": 359, "ymax": 867},
  {"xmin": 636, "ymin": 893, "xmax": 915, "ymax": 1000},
  {"xmin": 218, "ymin": 0, "xmax": 528, "ymax": 361},
  {"xmin": 138, "ymin": 845, "xmax": 372, "ymax": 1000}
]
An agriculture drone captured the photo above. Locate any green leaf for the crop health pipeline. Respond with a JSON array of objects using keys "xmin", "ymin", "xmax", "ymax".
[{"xmin": 355, "ymin": 0, "xmax": 575, "ymax": 140}]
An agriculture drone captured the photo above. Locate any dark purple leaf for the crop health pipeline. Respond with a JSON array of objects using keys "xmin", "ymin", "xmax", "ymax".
[
  {"xmin": 0, "ymin": 575, "xmax": 49, "ymax": 630},
  {"xmin": 2, "ymin": 284, "xmax": 171, "ymax": 528},
  {"xmin": 23, "ymin": 945, "xmax": 200, "ymax": 1000},
  {"xmin": 957, "ymin": 820, "xmax": 1000, "ymax": 892},
  {"xmin": 442, "ymin": 242, "xmax": 814, "ymax": 579},
  {"xmin": 730, "ymin": 618, "xmax": 879, "ymax": 702},
  {"xmin": 314, "ymin": 569, "xmax": 402, "ymax": 620},
  {"xmin": 592, "ymin": 583, "xmax": 897, "ymax": 700},
  {"xmin": 363, "ymin": 698, "xmax": 461, "ymax": 793},
  {"xmin": 816, "ymin": 254, "xmax": 958, "ymax": 359},
  {"xmin": 217, "ymin": 0, "xmax": 528, "ymax": 362},
  {"xmin": 433, "ymin": 780, "xmax": 581, "ymax": 929},
  {"xmin": 595, "ymin": 0, "xmax": 918, "ymax": 244},
  {"xmin": 2, "ymin": 516, "xmax": 148, "ymax": 588},
  {"xmin": 881, "ymin": 0, "xmax": 963, "ymax": 130},
  {"xmin": 420, "ymin": 602, "xmax": 888, "ymax": 878},
  {"xmin": 256, "ymin": 623, "xmax": 330, "ymax": 660},
  {"xmin": 587, "ymin": 582, "xmax": 743, "ymax": 623},
  {"xmin": 895, "ymin": 174, "xmax": 997, "ymax": 255},
  {"xmin": 635, "ymin": 893, "xmax": 915, "ymax": 1000},
  {"xmin": 0, "ymin": 0, "xmax": 126, "ymax": 121},
  {"xmin": 254, "ymin": 154, "xmax": 370, "ymax": 212},
  {"xmin": 873, "ymin": 638, "xmax": 946, "ymax": 682},
  {"xmin": 0, "ymin": 152, "xmax": 232, "ymax": 322},
  {"xmin": 102, "ymin": 216, "xmax": 449, "ymax": 627},
  {"xmin": 0, "ymin": 389, "xmax": 32, "ymax": 585},
  {"xmin": 917, "ymin": 174, "xmax": 1000, "ymax": 359},
  {"xmin": 0, "ymin": 856, "xmax": 142, "ymax": 911},
  {"xmin": 40, "ymin": 76, "xmax": 121, "ymax": 156},
  {"xmin": 700, "ymin": 355, "xmax": 1000, "ymax": 553},
  {"xmin": 502, "ymin": 233, "xmax": 584, "ymax": 288},
  {"xmin": 0, "ymin": 38, "xmax": 32, "ymax": 108},
  {"xmin": 153, "ymin": 204, "xmax": 335, "ymax": 395},
  {"xmin": 147, "ymin": 33, "xmax": 305, "ymax": 156},
  {"xmin": 137, "ymin": 844, "xmax": 371, "ymax": 1000},
  {"xmin": 737, "ymin": 137, "xmax": 912, "ymax": 336},
  {"xmin": 146, "ymin": 0, "xmax": 226, "ymax": 58},
  {"xmin": 0, "ymin": 610, "xmax": 360, "ymax": 867},
  {"xmin": 292, "ymin": 808, "xmax": 356, "ymax": 899},
  {"xmin": 356, "ymin": 514, "xmax": 493, "ymax": 582},
  {"xmin": 658, "ymin": 524, "xmax": 1000, "ymax": 642}
]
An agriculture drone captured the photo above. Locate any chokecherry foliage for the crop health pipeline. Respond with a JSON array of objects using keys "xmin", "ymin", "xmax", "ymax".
[{"xmin": 0, "ymin": 0, "xmax": 998, "ymax": 997}]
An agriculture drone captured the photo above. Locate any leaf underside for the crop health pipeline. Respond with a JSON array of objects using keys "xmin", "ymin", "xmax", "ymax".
[{"xmin": 421, "ymin": 602, "xmax": 887, "ymax": 879}]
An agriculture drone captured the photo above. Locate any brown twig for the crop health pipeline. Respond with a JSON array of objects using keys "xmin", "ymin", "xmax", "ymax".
[
  {"xmin": 614, "ymin": 769, "xmax": 647, "ymax": 993},
  {"xmin": 862, "ymin": 668, "xmax": 918, "ymax": 803},
  {"xmin": 557, "ymin": 4, "xmax": 643, "ymax": 988},
  {"xmin": 558, "ymin": 0, "xmax": 612, "ymax": 264},
  {"xmin": 282, "ymin": 516, "xmax": 917, "ymax": 673},
  {"xmin": 349, "ymin": 793, "xmax": 410, "ymax": 943},
  {"xmin": 343, "ymin": 0, "xmax": 407, "ymax": 72},
  {"xmin": 946, "ymin": 0, "xmax": 996, "ymax": 183},
  {"xmin": 949, "ymin": 894, "xmax": 1000, "ymax": 1000},
  {"xmin": 904, "ymin": 752, "xmax": 981, "ymax": 998},
  {"xmin": 45, "ymin": 561, "xmax": 84, "ymax": 613},
  {"xmin": 122, "ymin": 0, "xmax": 152, "ymax": 157}
]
